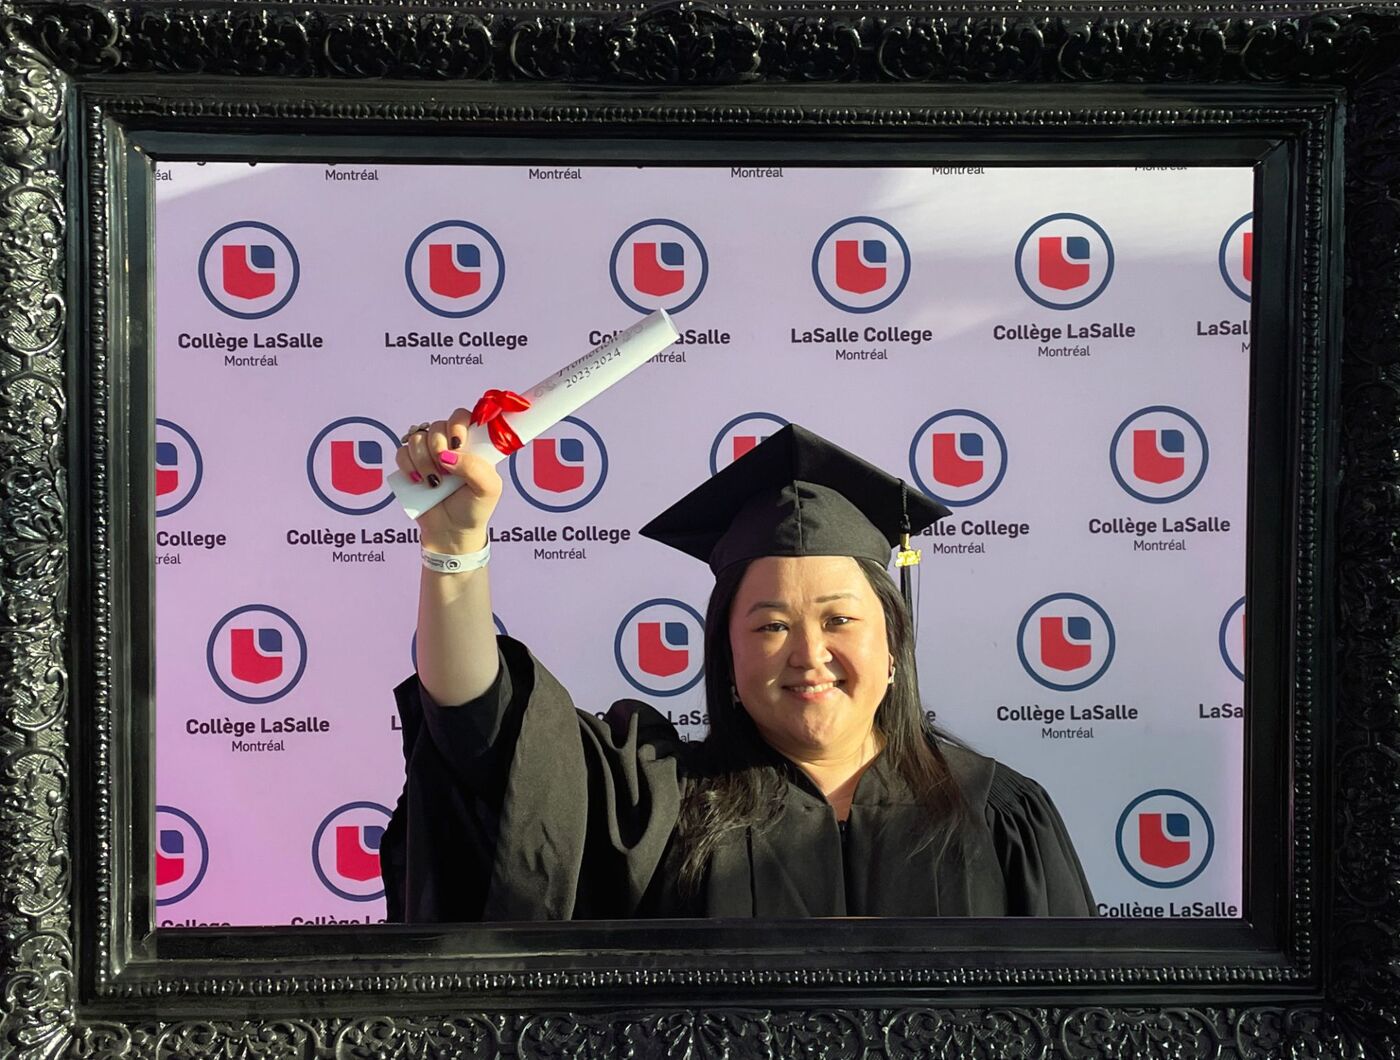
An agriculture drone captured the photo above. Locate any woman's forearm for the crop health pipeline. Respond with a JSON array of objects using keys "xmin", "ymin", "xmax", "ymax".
[
  {"xmin": 415, "ymin": 531, "xmax": 500, "ymax": 707},
  {"xmin": 396, "ymin": 411, "xmax": 506, "ymax": 706}
]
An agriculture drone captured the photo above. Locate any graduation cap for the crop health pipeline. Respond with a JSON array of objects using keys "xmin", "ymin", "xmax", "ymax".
[{"xmin": 639, "ymin": 424, "xmax": 951, "ymax": 606}]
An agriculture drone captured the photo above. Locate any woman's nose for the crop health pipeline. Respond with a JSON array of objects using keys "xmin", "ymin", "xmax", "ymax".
[{"xmin": 786, "ymin": 624, "xmax": 832, "ymax": 669}]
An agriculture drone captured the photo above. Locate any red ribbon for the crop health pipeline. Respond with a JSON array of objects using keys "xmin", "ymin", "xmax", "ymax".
[{"xmin": 470, "ymin": 389, "xmax": 532, "ymax": 456}]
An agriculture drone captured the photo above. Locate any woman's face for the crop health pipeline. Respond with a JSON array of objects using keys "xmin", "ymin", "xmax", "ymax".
[{"xmin": 728, "ymin": 555, "xmax": 891, "ymax": 763}]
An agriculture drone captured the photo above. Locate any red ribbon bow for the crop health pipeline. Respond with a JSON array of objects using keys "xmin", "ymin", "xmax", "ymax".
[{"xmin": 470, "ymin": 389, "xmax": 532, "ymax": 456}]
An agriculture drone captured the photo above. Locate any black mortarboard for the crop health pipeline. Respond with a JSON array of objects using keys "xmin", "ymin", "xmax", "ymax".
[{"xmin": 639, "ymin": 424, "xmax": 951, "ymax": 576}]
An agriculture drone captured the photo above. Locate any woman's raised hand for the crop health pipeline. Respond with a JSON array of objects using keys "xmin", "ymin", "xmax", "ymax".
[{"xmin": 396, "ymin": 409, "xmax": 503, "ymax": 554}]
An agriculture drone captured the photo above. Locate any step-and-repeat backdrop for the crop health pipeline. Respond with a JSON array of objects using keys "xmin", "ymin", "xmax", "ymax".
[{"xmin": 153, "ymin": 162, "xmax": 1252, "ymax": 926}]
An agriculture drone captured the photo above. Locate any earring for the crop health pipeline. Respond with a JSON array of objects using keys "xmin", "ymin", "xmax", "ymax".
[
  {"xmin": 730, "ymin": 684, "xmax": 741, "ymax": 705},
  {"xmin": 888, "ymin": 663, "xmax": 897, "ymax": 686}
]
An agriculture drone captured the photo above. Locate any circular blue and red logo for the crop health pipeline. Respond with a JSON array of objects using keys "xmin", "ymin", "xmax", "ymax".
[
  {"xmin": 311, "ymin": 801, "xmax": 393, "ymax": 902},
  {"xmin": 610, "ymin": 219, "xmax": 708, "ymax": 315},
  {"xmin": 206, "ymin": 604, "xmax": 308, "ymax": 705},
  {"xmin": 1219, "ymin": 213, "xmax": 1253, "ymax": 302},
  {"xmin": 709, "ymin": 412, "xmax": 790, "ymax": 475},
  {"xmin": 811, "ymin": 216, "xmax": 911, "ymax": 314},
  {"xmin": 908, "ymin": 410, "xmax": 1009, "ymax": 508},
  {"xmin": 1109, "ymin": 406, "xmax": 1209, "ymax": 504},
  {"xmin": 508, "ymin": 416, "xmax": 608, "ymax": 513},
  {"xmin": 1014, "ymin": 213, "xmax": 1113, "ymax": 310},
  {"xmin": 306, "ymin": 416, "xmax": 402, "ymax": 516},
  {"xmin": 1016, "ymin": 593, "xmax": 1115, "ymax": 692},
  {"xmin": 1116, "ymin": 789, "xmax": 1215, "ymax": 888},
  {"xmin": 404, "ymin": 220, "xmax": 506, "ymax": 318},
  {"xmin": 198, "ymin": 221, "xmax": 300, "ymax": 319},
  {"xmin": 155, "ymin": 418, "xmax": 203, "ymax": 517},
  {"xmin": 155, "ymin": 805, "xmax": 210, "ymax": 906},
  {"xmin": 1219, "ymin": 596, "xmax": 1245, "ymax": 681},
  {"xmin": 614, "ymin": 598, "xmax": 706, "ymax": 697}
]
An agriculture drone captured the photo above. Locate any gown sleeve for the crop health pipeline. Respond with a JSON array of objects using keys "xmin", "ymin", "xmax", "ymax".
[
  {"xmin": 985, "ymin": 764, "xmax": 1098, "ymax": 916},
  {"xmin": 380, "ymin": 635, "xmax": 685, "ymax": 923}
]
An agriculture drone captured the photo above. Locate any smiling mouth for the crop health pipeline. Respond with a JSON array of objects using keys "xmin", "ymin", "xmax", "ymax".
[{"xmin": 785, "ymin": 680, "xmax": 843, "ymax": 695}]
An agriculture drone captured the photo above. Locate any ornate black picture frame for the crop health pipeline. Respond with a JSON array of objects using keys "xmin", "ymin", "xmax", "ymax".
[{"xmin": 2, "ymin": 0, "xmax": 1398, "ymax": 1056}]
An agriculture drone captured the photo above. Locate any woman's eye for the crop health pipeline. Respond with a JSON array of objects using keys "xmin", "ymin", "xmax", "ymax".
[
  {"xmin": 757, "ymin": 621, "xmax": 787, "ymax": 633},
  {"xmin": 826, "ymin": 615, "xmax": 852, "ymax": 627}
]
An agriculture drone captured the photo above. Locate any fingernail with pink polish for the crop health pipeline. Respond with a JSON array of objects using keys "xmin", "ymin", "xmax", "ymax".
[
  {"xmin": 438, "ymin": 451, "xmax": 459, "ymax": 466},
  {"xmin": 409, "ymin": 471, "xmax": 423, "ymax": 483}
]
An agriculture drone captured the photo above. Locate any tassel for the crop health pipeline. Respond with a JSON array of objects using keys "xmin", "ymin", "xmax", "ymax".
[{"xmin": 895, "ymin": 481, "xmax": 921, "ymax": 615}]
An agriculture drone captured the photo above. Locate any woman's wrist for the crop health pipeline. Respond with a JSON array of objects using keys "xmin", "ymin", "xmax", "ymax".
[
  {"xmin": 422, "ymin": 541, "xmax": 489, "ymax": 575},
  {"xmin": 419, "ymin": 528, "xmax": 489, "ymax": 555}
]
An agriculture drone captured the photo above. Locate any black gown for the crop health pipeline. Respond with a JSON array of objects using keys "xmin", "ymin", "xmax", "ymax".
[{"xmin": 381, "ymin": 636, "xmax": 1097, "ymax": 921}]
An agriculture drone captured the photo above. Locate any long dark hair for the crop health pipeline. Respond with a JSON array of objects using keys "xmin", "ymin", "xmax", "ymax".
[{"xmin": 676, "ymin": 556, "xmax": 968, "ymax": 897}]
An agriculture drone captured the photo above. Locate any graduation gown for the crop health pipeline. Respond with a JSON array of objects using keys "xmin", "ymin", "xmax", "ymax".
[{"xmin": 381, "ymin": 636, "xmax": 1096, "ymax": 922}]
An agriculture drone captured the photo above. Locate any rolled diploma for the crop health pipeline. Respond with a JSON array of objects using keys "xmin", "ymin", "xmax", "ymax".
[{"xmin": 389, "ymin": 308, "xmax": 680, "ymax": 519}]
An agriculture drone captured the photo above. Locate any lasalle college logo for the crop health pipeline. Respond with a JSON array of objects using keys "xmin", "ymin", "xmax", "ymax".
[
  {"xmin": 312, "ymin": 801, "xmax": 393, "ymax": 902},
  {"xmin": 1116, "ymin": 789, "xmax": 1215, "ymax": 888},
  {"xmin": 811, "ymin": 216, "xmax": 911, "ymax": 314},
  {"xmin": 508, "ymin": 416, "xmax": 608, "ymax": 513},
  {"xmin": 615, "ymin": 599, "xmax": 706, "ymax": 697},
  {"xmin": 1110, "ymin": 406, "xmax": 1210, "ymax": 504},
  {"xmin": 404, "ymin": 220, "xmax": 506, "ymax": 318},
  {"xmin": 155, "ymin": 805, "xmax": 210, "ymax": 906},
  {"xmin": 609, "ymin": 219, "xmax": 709, "ymax": 315},
  {"xmin": 1017, "ymin": 593, "xmax": 1116, "ymax": 692},
  {"xmin": 908, "ymin": 410, "xmax": 1009, "ymax": 508},
  {"xmin": 198, "ymin": 221, "xmax": 300, "ymax": 319},
  {"xmin": 1014, "ymin": 213, "xmax": 1114, "ymax": 310},
  {"xmin": 1220, "ymin": 213, "xmax": 1253, "ymax": 302},
  {"xmin": 155, "ymin": 419, "xmax": 203, "ymax": 517},
  {"xmin": 206, "ymin": 604, "xmax": 308, "ymax": 704},
  {"xmin": 306, "ymin": 416, "xmax": 403, "ymax": 516},
  {"xmin": 710, "ymin": 412, "xmax": 790, "ymax": 475}
]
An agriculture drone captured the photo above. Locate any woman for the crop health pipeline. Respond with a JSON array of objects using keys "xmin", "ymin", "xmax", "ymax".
[{"xmin": 381, "ymin": 419, "xmax": 1095, "ymax": 920}]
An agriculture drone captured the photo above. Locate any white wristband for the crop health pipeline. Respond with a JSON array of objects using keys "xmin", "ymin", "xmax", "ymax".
[{"xmin": 421, "ymin": 542, "xmax": 490, "ymax": 574}]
